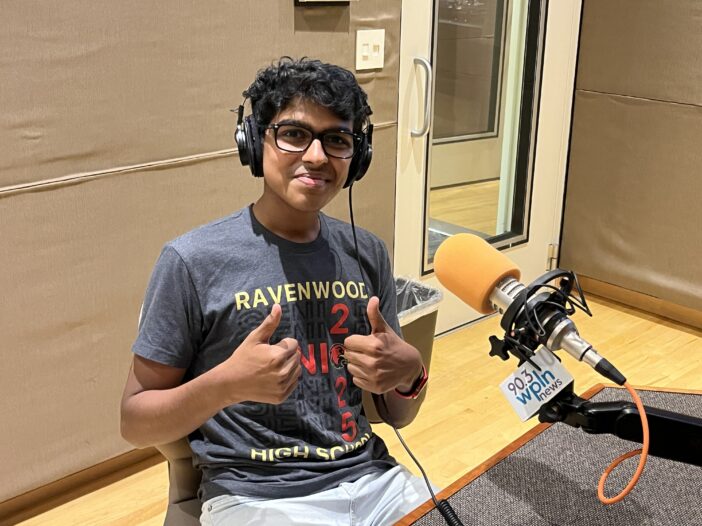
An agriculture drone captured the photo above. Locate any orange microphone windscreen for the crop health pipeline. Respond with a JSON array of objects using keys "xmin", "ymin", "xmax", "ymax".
[{"xmin": 434, "ymin": 233, "xmax": 521, "ymax": 314}]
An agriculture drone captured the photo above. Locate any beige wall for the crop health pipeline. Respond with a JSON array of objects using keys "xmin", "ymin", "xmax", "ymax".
[
  {"xmin": 560, "ymin": 0, "xmax": 702, "ymax": 312},
  {"xmin": 0, "ymin": 1, "xmax": 401, "ymax": 504}
]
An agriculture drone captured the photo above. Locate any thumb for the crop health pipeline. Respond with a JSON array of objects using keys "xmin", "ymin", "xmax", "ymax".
[
  {"xmin": 367, "ymin": 296, "xmax": 389, "ymax": 334},
  {"xmin": 248, "ymin": 304, "xmax": 282, "ymax": 343},
  {"xmin": 274, "ymin": 337, "xmax": 299, "ymax": 353}
]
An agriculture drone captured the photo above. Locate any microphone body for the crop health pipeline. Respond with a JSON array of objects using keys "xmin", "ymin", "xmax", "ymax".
[
  {"xmin": 435, "ymin": 234, "xmax": 625, "ymax": 384},
  {"xmin": 489, "ymin": 276, "xmax": 601, "ymax": 368}
]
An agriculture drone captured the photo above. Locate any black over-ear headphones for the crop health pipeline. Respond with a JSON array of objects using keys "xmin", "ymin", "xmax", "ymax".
[
  {"xmin": 235, "ymin": 104, "xmax": 264, "ymax": 178},
  {"xmin": 235, "ymin": 101, "xmax": 373, "ymax": 188},
  {"xmin": 347, "ymin": 123, "xmax": 373, "ymax": 188}
]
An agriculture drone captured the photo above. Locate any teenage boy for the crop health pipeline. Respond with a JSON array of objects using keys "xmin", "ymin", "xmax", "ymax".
[{"xmin": 121, "ymin": 57, "xmax": 432, "ymax": 525}]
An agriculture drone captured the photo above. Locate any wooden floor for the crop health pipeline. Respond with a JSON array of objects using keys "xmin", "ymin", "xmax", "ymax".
[
  {"xmin": 13, "ymin": 296, "xmax": 702, "ymax": 525},
  {"xmin": 430, "ymin": 180, "xmax": 500, "ymax": 236}
]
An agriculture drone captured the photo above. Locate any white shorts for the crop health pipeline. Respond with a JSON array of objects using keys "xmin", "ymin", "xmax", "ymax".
[{"xmin": 200, "ymin": 465, "xmax": 436, "ymax": 526}]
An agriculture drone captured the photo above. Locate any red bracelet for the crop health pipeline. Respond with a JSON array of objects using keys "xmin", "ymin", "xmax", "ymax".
[{"xmin": 394, "ymin": 365, "xmax": 428, "ymax": 400}]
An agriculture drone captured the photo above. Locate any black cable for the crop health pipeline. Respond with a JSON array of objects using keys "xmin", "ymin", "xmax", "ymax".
[
  {"xmin": 348, "ymin": 184, "xmax": 464, "ymax": 526},
  {"xmin": 395, "ymin": 428, "xmax": 465, "ymax": 526},
  {"xmin": 348, "ymin": 184, "xmax": 368, "ymax": 288}
]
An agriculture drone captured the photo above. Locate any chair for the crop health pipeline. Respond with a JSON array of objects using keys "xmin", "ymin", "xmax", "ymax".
[{"xmin": 155, "ymin": 439, "xmax": 202, "ymax": 525}]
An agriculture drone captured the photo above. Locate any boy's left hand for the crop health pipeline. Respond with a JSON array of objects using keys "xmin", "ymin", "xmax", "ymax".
[{"xmin": 343, "ymin": 296, "xmax": 423, "ymax": 395}]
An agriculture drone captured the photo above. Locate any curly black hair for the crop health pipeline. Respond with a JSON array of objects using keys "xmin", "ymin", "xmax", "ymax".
[{"xmin": 242, "ymin": 57, "xmax": 372, "ymax": 132}]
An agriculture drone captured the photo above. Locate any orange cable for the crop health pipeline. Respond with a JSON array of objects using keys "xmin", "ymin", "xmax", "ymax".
[{"xmin": 597, "ymin": 381, "xmax": 650, "ymax": 504}]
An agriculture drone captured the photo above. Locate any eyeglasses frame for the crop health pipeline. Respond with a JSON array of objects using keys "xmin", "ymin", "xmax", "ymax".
[{"xmin": 265, "ymin": 122, "xmax": 364, "ymax": 159}]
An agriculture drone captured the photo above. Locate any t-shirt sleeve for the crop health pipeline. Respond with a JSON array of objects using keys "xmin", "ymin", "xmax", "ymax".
[{"xmin": 132, "ymin": 244, "xmax": 203, "ymax": 368}]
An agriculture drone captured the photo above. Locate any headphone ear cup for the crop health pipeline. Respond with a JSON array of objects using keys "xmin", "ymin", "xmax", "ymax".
[
  {"xmin": 246, "ymin": 117, "xmax": 264, "ymax": 178},
  {"xmin": 344, "ymin": 135, "xmax": 372, "ymax": 188},
  {"xmin": 235, "ymin": 123, "xmax": 251, "ymax": 167},
  {"xmin": 236, "ymin": 116, "xmax": 264, "ymax": 177}
]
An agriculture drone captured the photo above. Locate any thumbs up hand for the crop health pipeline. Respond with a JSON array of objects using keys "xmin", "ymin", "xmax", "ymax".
[
  {"xmin": 343, "ymin": 297, "xmax": 423, "ymax": 395},
  {"xmin": 215, "ymin": 304, "xmax": 301, "ymax": 406}
]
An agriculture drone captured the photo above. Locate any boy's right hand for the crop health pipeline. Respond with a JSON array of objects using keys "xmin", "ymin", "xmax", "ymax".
[{"xmin": 216, "ymin": 304, "xmax": 301, "ymax": 406}]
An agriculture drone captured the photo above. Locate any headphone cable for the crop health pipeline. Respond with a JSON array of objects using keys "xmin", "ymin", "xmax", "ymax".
[{"xmin": 348, "ymin": 184, "xmax": 367, "ymax": 285}]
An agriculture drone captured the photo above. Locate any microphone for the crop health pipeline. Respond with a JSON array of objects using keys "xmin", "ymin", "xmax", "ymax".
[{"xmin": 434, "ymin": 234, "xmax": 626, "ymax": 385}]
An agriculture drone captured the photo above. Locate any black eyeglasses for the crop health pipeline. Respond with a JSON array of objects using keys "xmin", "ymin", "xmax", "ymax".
[{"xmin": 266, "ymin": 122, "xmax": 362, "ymax": 159}]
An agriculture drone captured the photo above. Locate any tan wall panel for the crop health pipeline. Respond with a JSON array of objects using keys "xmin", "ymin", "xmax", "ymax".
[
  {"xmin": 577, "ymin": 0, "xmax": 702, "ymax": 105},
  {"xmin": 0, "ymin": 0, "xmax": 400, "ymax": 189},
  {"xmin": 0, "ymin": 157, "xmax": 247, "ymax": 502},
  {"xmin": 560, "ymin": 91, "xmax": 702, "ymax": 311}
]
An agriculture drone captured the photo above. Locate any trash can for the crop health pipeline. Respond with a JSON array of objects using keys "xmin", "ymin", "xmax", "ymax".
[{"xmin": 363, "ymin": 277, "xmax": 443, "ymax": 424}]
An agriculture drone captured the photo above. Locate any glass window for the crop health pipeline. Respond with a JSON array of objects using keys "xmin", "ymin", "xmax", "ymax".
[{"xmin": 425, "ymin": 0, "xmax": 546, "ymax": 271}]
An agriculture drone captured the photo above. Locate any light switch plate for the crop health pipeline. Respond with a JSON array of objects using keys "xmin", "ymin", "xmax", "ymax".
[{"xmin": 355, "ymin": 29, "xmax": 385, "ymax": 71}]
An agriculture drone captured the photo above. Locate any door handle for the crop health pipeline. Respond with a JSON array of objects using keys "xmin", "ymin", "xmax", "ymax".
[{"xmin": 411, "ymin": 57, "xmax": 433, "ymax": 138}]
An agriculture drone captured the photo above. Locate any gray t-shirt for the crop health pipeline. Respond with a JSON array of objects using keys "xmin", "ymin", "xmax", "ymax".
[{"xmin": 132, "ymin": 206, "xmax": 399, "ymax": 502}]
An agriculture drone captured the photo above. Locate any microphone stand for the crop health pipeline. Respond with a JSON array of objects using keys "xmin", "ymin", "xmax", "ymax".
[
  {"xmin": 486, "ymin": 269, "xmax": 701, "ymax": 467},
  {"xmin": 538, "ymin": 384, "xmax": 702, "ymax": 467}
]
